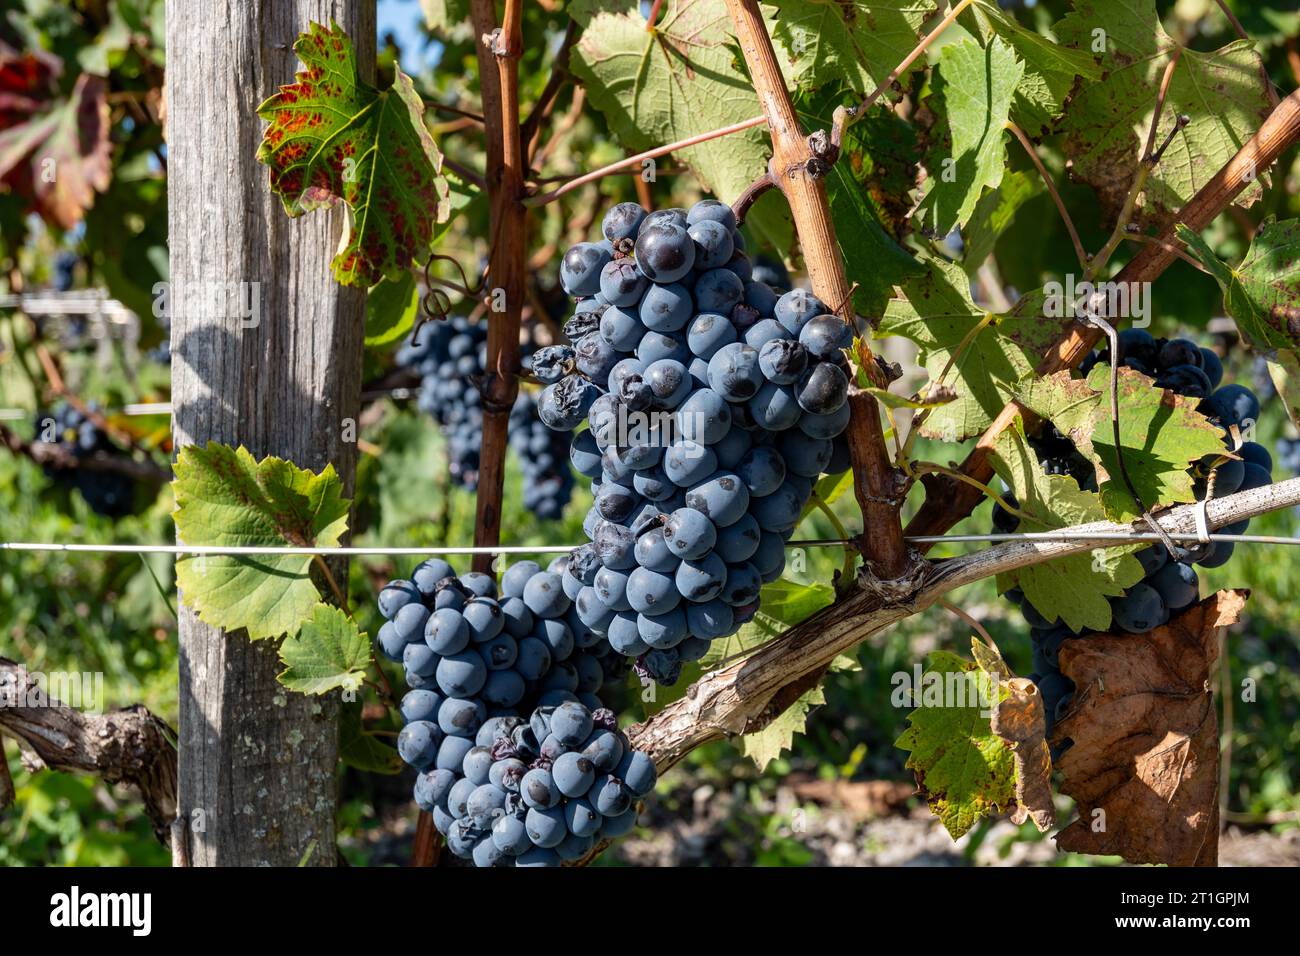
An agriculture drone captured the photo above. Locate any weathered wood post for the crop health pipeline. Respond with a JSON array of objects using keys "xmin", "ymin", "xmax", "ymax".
[{"xmin": 165, "ymin": 0, "xmax": 373, "ymax": 866}]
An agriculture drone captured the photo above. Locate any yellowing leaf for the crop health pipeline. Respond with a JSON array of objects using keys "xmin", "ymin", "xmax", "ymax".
[
  {"xmin": 569, "ymin": 1, "xmax": 773, "ymax": 221},
  {"xmin": 741, "ymin": 685, "xmax": 825, "ymax": 771},
  {"xmin": 895, "ymin": 650, "xmax": 1016, "ymax": 838},
  {"xmin": 878, "ymin": 258, "xmax": 1062, "ymax": 441},
  {"xmin": 768, "ymin": 0, "xmax": 939, "ymax": 96}
]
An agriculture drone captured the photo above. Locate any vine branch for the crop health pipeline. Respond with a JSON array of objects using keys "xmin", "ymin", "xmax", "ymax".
[
  {"xmin": 523, "ymin": 115, "xmax": 768, "ymax": 206},
  {"xmin": 0, "ymin": 658, "xmax": 178, "ymax": 846},
  {"xmin": 724, "ymin": 0, "xmax": 911, "ymax": 583},
  {"xmin": 630, "ymin": 476, "xmax": 1300, "ymax": 770}
]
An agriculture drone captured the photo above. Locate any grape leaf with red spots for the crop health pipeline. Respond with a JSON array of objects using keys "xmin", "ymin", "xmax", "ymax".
[{"xmin": 256, "ymin": 21, "xmax": 449, "ymax": 287}]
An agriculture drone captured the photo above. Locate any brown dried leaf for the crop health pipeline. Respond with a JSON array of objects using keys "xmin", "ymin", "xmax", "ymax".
[
  {"xmin": 991, "ymin": 676, "xmax": 1055, "ymax": 831},
  {"xmin": 1053, "ymin": 590, "xmax": 1247, "ymax": 866}
]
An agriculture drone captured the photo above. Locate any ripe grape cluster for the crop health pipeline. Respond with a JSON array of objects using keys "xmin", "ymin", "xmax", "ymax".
[
  {"xmin": 1000, "ymin": 332, "xmax": 1273, "ymax": 735},
  {"xmin": 396, "ymin": 317, "xmax": 575, "ymax": 520},
  {"xmin": 378, "ymin": 559, "xmax": 648, "ymax": 865},
  {"xmin": 535, "ymin": 200, "xmax": 853, "ymax": 685},
  {"xmin": 413, "ymin": 702, "xmax": 655, "ymax": 866},
  {"xmin": 33, "ymin": 402, "xmax": 136, "ymax": 517}
]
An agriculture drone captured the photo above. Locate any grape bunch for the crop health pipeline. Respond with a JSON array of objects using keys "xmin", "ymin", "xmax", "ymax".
[
  {"xmin": 534, "ymin": 200, "xmax": 853, "ymax": 685},
  {"xmin": 1002, "ymin": 331, "xmax": 1274, "ymax": 734},
  {"xmin": 396, "ymin": 317, "xmax": 575, "ymax": 520},
  {"xmin": 413, "ymin": 701, "xmax": 655, "ymax": 866},
  {"xmin": 378, "ymin": 556, "xmax": 624, "ymax": 721},
  {"xmin": 32, "ymin": 402, "xmax": 136, "ymax": 518},
  {"xmin": 378, "ymin": 559, "xmax": 647, "ymax": 865}
]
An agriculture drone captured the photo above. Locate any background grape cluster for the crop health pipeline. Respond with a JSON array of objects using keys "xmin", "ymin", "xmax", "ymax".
[
  {"xmin": 998, "ymin": 332, "xmax": 1274, "ymax": 737},
  {"xmin": 32, "ymin": 402, "xmax": 136, "ymax": 517},
  {"xmin": 396, "ymin": 316, "xmax": 575, "ymax": 520},
  {"xmin": 533, "ymin": 200, "xmax": 852, "ymax": 686},
  {"xmin": 378, "ymin": 557, "xmax": 650, "ymax": 864}
]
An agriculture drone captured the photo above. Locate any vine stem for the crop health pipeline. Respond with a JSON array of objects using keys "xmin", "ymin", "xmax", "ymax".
[
  {"xmin": 523, "ymin": 115, "xmax": 768, "ymax": 206},
  {"xmin": 469, "ymin": 0, "xmax": 527, "ymax": 579},
  {"xmin": 725, "ymin": 0, "xmax": 910, "ymax": 582},
  {"xmin": 1006, "ymin": 121, "xmax": 1087, "ymax": 271},
  {"xmin": 831, "ymin": 0, "xmax": 975, "ymax": 151},
  {"xmin": 938, "ymin": 599, "xmax": 994, "ymax": 645},
  {"xmin": 904, "ymin": 86, "xmax": 1300, "ymax": 547},
  {"xmin": 311, "ymin": 555, "xmax": 350, "ymax": 617},
  {"xmin": 907, "ymin": 461, "xmax": 1034, "ymax": 524}
]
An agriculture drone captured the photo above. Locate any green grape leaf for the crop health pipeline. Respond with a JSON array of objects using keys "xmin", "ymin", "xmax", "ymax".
[
  {"xmin": 364, "ymin": 270, "xmax": 421, "ymax": 347},
  {"xmin": 277, "ymin": 604, "xmax": 371, "ymax": 695},
  {"xmin": 916, "ymin": 37, "xmax": 1023, "ymax": 235},
  {"xmin": 700, "ymin": 579, "xmax": 833, "ymax": 668},
  {"xmin": 894, "ymin": 650, "xmax": 1016, "ymax": 838},
  {"xmin": 569, "ymin": 0, "xmax": 773, "ymax": 224},
  {"xmin": 0, "ymin": 71, "xmax": 112, "ymax": 230},
  {"xmin": 962, "ymin": 167, "xmax": 1040, "ymax": 274},
  {"xmin": 256, "ymin": 21, "xmax": 450, "ymax": 287},
  {"xmin": 988, "ymin": 424, "xmax": 1145, "ymax": 632},
  {"xmin": 340, "ymin": 700, "xmax": 403, "ymax": 775},
  {"xmin": 826, "ymin": 128, "xmax": 925, "ymax": 315},
  {"xmin": 741, "ymin": 685, "xmax": 825, "ymax": 771},
  {"xmin": 878, "ymin": 258, "xmax": 1061, "ymax": 442},
  {"xmin": 1016, "ymin": 366, "xmax": 1228, "ymax": 521},
  {"xmin": 767, "ymin": 0, "xmax": 939, "ymax": 95},
  {"xmin": 962, "ymin": 0, "xmax": 1101, "ymax": 137},
  {"xmin": 1178, "ymin": 220, "xmax": 1300, "ymax": 426},
  {"xmin": 1178, "ymin": 220, "xmax": 1300, "ymax": 353},
  {"xmin": 1055, "ymin": 0, "xmax": 1272, "ymax": 228},
  {"xmin": 172, "ymin": 442, "xmax": 351, "ymax": 641}
]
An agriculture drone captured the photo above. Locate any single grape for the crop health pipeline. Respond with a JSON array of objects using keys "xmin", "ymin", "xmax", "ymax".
[
  {"xmin": 634, "ymin": 220, "xmax": 695, "ymax": 283},
  {"xmin": 694, "ymin": 269, "xmax": 745, "ymax": 314},
  {"xmin": 560, "ymin": 242, "xmax": 613, "ymax": 296},
  {"xmin": 1111, "ymin": 583, "xmax": 1168, "ymax": 634},
  {"xmin": 687, "ymin": 219, "xmax": 735, "ymax": 269},
  {"xmin": 749, "ymin": 381, "xmax": 802, "ymax": 430},
  {"xmin": 707, "ymin": 342, "xmax": 764, "ymax": 401},
  {"xmin": 735, "ymin": 445, "xmax": 787, "ymax": 497},
  {"xmin": 774, "ymin": 289, "xmax": 826, "ymax": 335},
  {"xmin": 603, "ymin": 201, "xmax": 647, "ymax": 242},
  {"xmin": 686, "ymin": 198, "xmax": 737, "ymax": 231},
  {"xmin": 638, "ymin": 607, "xmax": 689, "ymax": 648},
  {"xmin": 626, "ymin": 565, "xmax": 682, "ymax": 615},
  {"xmin": 795, "ymin": 362, "xmax": 849, "ymax": 415},
  {"xmin": 685, "ymin": 472, "xmax": 750, "ymax": 527}
]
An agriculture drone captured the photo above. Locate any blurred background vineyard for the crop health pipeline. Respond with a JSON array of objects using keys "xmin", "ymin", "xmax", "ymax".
[{"xmin": 2, "ymin": 0, "xmax": 1299, "ymax": 866}]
